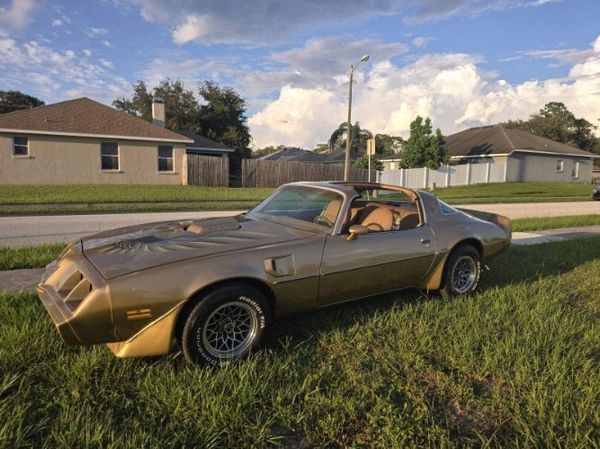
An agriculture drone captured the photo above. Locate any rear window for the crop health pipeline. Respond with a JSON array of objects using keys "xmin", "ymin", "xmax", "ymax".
[{"xmin": 438, "ymin": 200, "xmax": 459, "ymax": 215}]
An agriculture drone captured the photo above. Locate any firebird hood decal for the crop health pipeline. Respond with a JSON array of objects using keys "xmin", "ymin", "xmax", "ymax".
[{"xmin": 81, "ymin": 216, "xmax": 313, "ymax": 279}]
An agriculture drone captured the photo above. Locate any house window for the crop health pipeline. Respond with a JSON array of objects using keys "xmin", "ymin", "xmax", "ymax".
[
  {"xmin": 158, "ymin": 145, "xmax": 174, "ymax": 172},
  {"xmin": 101, "ymin": 142, "xmax": 119, "ymax": 171},
  {"xmin": 571, "ymin": 161, "xmax": 580, "ymax": 178},
  {"xmin": 556, "ymin": 160, "xmax": 564, "ymax": 172},
  {"xmin": 13, "ymin": 136, "xmax": 29, "ymax": 156},
  {"xmin": 390, "ymin": 162, "xmax": 396, "ymax": 170}
]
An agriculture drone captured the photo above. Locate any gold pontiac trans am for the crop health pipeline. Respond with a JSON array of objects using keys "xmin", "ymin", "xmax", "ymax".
[{"xmin": 37, "ymin": 182, "xmax": 511, "ymax": 366}]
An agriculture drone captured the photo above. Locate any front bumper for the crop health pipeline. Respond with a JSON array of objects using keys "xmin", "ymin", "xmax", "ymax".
[{"xmin": 36, "ymin": 247, "xmax": 116, "ymax": 345}]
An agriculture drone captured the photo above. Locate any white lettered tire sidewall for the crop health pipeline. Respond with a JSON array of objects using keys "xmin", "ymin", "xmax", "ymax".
[{"xmin": 181, "ymin": 284, "xmax": 271, "ymax": 366}]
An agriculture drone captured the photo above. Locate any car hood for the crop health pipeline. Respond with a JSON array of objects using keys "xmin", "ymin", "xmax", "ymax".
[{"xmin": 81, "ymin": 215, "xmax": 313, "ymax": 279}]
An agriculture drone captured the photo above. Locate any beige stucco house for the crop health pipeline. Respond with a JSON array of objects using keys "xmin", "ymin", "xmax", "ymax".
[
  {"xmin": 0, "ymin": 97, "xmax": 197, "ymax": 185},
  {"xmin": 445, "ymin": 124, "xmax": 598, "ymax": 183}
]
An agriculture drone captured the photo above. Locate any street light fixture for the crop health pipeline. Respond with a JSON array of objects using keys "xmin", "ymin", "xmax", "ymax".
[{"xmin": 343, "ymin": 54, "xmax": 370, "ymax": 181}]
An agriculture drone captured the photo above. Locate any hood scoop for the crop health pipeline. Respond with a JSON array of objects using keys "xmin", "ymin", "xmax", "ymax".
[{"xmin": 185, "ymin": 217, "xmax": 241, "ymax": 234}]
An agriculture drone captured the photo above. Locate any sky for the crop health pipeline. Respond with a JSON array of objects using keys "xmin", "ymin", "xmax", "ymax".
[{"xmin": 0, "ymin": 0, "xmax": 599, "ymax": 149}]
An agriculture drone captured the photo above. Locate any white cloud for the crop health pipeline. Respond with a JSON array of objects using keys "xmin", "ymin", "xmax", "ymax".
[
  {"xmin": 249, "ymin": 35, "xmax": 600, "ymax": 148},
  {"xmin": 0, "ymin": 0, "xmax": 39, "ymax": 30},
  {"xmin": 242, "ymin": 36, "xmax": 408, "ymax": 96},
  {"xmin": 412, "ymin": 36, "xmax": 434, "ymax": 48},
  {"xmin": 99, "ymin": 58, "xmax": 114, "ymax": 68},
  {"xmin": 82, "ymin": 48, "xmax": 92, "ymax": 57},
  {"xmin": 51, "ymin": 18, "xmax": 64, "ymax": 27},
  {"xmin": 88, "ymin": 27, "xmax": 109, "ymax": 36},
  {"xmin": 102, "ymin": 40, "xmax": 112, "ymax": 48},
  {"xmin": 172, "ymin": 14, "xmax": 215, "ymax": 45},
  {"xmin": 141, "ymin": 57, "xmax": 241, "ymax": 88},
  {"xmin": 120, "ymin": 0, "xmax": 557, "ymax": 45},
  {"xmin": 0, "ymin": 38, "xmax": 129, "ymax": 104}
]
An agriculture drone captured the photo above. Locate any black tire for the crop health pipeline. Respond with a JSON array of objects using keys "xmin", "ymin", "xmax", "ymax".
[
  {"xmin": 180, "ymin": 283, "xmax": 272, "ymax": 366},
  {"xmin": 439, "ymin": 245, "xmax": 481, "ymax": 297}
]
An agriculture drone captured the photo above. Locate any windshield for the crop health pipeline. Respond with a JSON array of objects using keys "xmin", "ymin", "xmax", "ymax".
[{"xmin": 247, "ymin": 185, "xmax": 343, "ymax": 233}]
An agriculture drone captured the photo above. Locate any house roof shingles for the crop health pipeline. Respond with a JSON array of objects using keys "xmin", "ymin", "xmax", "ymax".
[
  {"xmin": 445, "ymin": 124, "xmax": 597, "ymax": 158},
  {"xmin": 176, "ymin": 130, "xmax": 233, "ymax": 152},
  {"xmin": 0, "ymin": 97, "xmax": 192, "ymax": 143}
]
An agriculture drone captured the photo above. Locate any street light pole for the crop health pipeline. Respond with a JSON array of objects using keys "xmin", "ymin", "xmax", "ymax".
[
  {"xmin": 343, "ymin": 54, "xmax": 369, "ymax": 181},
  {"xmin": 343, "ymin": 66, "xmax": 354, "ymax": 181}
]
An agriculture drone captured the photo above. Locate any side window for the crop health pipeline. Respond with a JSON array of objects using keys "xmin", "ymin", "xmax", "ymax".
[
  {"xmin": 556, "ymin": 160, "xmax": 564, "ymax": 172},
  {"xmin": 571, "ymin": 161, "xmax": 579, "ymax": 178},
  {"xmin": 13, "ymin": 136, "xmax": 28, "ymax": 156},
  {"xmin": 158, "ymin": 145, "xmax": 174, "ymax": 172},
  {"xmin": 101, "ymin": 142, "xmax": 119, "ymax": 171},
  {"xmin": 349, "ymin": 188, "xmax": 421, "ymax": 233}
]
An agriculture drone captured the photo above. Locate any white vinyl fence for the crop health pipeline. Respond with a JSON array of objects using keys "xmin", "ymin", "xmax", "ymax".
[{"xmin": 377, "ymin": 161, "xmax": 506, "ymax": 189}]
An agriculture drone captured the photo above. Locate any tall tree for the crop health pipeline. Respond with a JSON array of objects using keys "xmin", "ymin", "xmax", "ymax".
[
  {"xmin": 503, "ymin": 102, "xmax": 599, "ymax": 154},
  {"xmin": 197, "ymin": 81, "xmax": 252, "ymax": 170},
  {"xmin": 114, "ymin": 79, "xmax": 253, "ymax": 173},
  {"xmin": 328, "ymin": 122, "xmax": 373, "ymax": 153},
  {"xmin": 113, "ymin": 80, "xmax": 199, "ymax": 131},
  {"xmin": 375, "ymin": 133, "xmax": 403, "ymax": 156},
  {"xmin": 400, "ymin": 116, "xmax": 448, "ymax": 169},
  {"xmin": 352, "ymin": 155, "xmax": 383, "ymax": 171},
  {"xmin": 0, "ymin": 90, "xmax": 45, "ymax": 114}
]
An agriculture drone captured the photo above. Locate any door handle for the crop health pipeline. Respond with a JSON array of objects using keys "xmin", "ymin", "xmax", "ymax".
[{"xmin": 420, "ymin": 238, "xmax": 431, "ymax": 245}]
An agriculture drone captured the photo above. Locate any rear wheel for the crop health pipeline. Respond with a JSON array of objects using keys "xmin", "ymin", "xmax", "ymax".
[
  {"xmin": 439, "ymin": 245, "xmax": 481, "ymax": 297},
  {"xmin": 180, "ymin": 283, "xmax": 272, "ymax": 366}
]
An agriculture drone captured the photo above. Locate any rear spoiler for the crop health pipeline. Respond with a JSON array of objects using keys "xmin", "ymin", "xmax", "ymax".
[{"xmin": 458, "ymin": 208, "xmax": 512, "ymax": 240}]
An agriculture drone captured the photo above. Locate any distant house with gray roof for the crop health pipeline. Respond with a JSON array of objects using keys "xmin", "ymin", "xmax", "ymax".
[{"xmin": 444, "ymin": 124, "xmax": 598, "ymax": 183}]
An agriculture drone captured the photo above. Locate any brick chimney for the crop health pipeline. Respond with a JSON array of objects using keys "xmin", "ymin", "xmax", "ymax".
[{"xmin": 152, "ymin": 96, "xmax": 165, "ymax": 127}]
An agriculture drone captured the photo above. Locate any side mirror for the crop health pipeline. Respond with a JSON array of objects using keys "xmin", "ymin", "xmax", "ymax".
[{"xmin": 346, "ymin": 224, "xmax": 369, "ymax": 241}]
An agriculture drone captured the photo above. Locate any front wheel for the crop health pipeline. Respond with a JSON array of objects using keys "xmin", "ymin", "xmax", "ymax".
[
  {"xmin": 439, "ymin": 245, "xmax": 481, "ymax": 297},
  {"xmin": 180, "ymin": 283, "xmax": 272, "ymax": 366}
]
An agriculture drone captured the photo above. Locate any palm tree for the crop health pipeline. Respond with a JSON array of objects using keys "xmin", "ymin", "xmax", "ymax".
[{"xmin": 328, "ymin": 122, "xmax": 373, "ymax": 154}]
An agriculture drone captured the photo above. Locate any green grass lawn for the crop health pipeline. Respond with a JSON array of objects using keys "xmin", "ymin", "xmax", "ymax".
[
  {"xmin": 0, "ymin": 182, "xmax": 594, "ymax": 215},
  {"xmin": 0, "ymin": 244, "xmax": 66, "ymax": 271},
  {"xmin": 512, "ymin": 214, "xmax": 600, "ymax": 232},
  {"xmin": 431, "ymin": 182, "xmax": 593, "ymax": 204},
  {"xmin": 0, "ymin": 184, "xmax": 274, "ymax": 205},
  {"xmin": 1, "ymin": 238, "xmax": 598, "ymax": 448}
]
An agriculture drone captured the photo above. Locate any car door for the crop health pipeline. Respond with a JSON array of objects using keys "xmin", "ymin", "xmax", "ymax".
[{"xmin": 317, "ymin": 223, "xmax": 436, "ymax": 307}]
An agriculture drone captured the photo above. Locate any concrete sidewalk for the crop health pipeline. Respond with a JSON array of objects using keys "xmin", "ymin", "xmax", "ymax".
[{"xmin": 3, "ymin": 225, "xmax": 599, "ymax": 294}]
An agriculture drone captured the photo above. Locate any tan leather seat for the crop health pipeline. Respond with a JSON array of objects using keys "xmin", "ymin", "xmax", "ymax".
[
  {"xmin": 399, "ymin": 212, "xmax": 420, "ymax": 230},
  {"xmin": 357, "ymin": 206, "xmax": 394, "ymax": 232},
  {"xmin": 321, "ymin": 198, "xmax": 342, "ymax": 225}
]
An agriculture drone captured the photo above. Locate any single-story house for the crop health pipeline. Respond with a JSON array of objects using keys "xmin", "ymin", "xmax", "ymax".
[
  {"xmin": 445, "ymin": 124, "xmax": 598, "ymax": 183},
  {"xmin": 177, "ymin": 130, "xmax": 234, "ymax": 160},
  {"xmin": 260, "ymin": 147, "xmax": 325, "ymax": 162},
  {"xmin": 379, "ymin": 153, "xmax": 403, "ymax": 171},
  {"xmin": 260, "ymin": 146, "xmax": 364, "ymax": 165},
  {"xmin": 0, "ymin": 97, "xmax": 232, "ymax": 185}
]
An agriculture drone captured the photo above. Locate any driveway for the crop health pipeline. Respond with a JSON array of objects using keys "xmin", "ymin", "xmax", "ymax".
[{"xmin": 0, "ymin": 201, "xmax": 598, "ymax": 248}]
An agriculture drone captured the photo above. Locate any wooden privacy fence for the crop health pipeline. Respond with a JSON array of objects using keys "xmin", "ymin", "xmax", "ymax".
[
  {"xmin": 242, "ymin": 159, "xmax": 374, "ymax": 188},
  {"xmin": 187, "ymin": 154, "xmax": 229, "ymax": 187}
]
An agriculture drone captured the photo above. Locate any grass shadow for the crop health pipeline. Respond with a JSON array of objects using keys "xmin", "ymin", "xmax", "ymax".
[{"xmin": 266, "ymin": 236, "xmax": 600, "ymax": 352}]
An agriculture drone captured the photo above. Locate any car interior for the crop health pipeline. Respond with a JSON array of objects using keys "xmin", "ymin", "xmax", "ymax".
[
  {"xmin": 316, "ymin": 188, "xmax": 423, "ymax": 233},
  {"xmin": 348, "ymin": 200, "xmax": 421, "ymax": 232}
]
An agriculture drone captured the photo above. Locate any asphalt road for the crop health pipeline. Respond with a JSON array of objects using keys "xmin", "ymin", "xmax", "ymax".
[
  {"xmin": 0, "ymin": 210, "xmax": 243, "ymax": 247},
  {"xmin": 0, "ymin": 201, "xmax": 598, "ymax": 248}
]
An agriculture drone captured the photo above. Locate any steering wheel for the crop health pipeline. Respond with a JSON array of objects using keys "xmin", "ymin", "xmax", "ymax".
[{"xmin": 313, "ymin": 215, "xmax": 334, "ymax": 227}]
